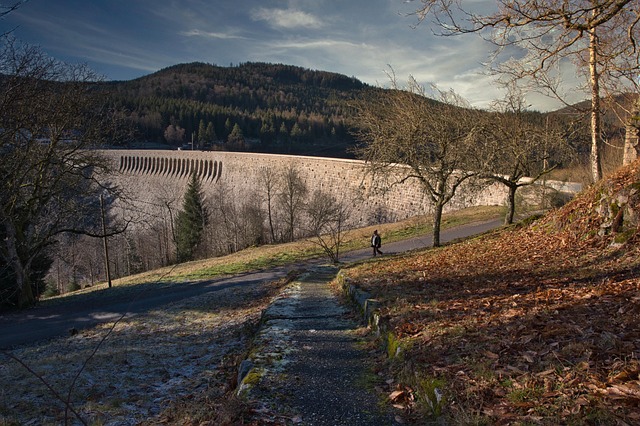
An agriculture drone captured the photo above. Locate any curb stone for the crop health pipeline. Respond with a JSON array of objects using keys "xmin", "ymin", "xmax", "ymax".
[
  {"xmin": 236, "ymin": 279, "xmax": 303, "ymax": 396},
  {"xmin": 336, "ymin": 271, "xmax": 393, "ymax": 346}
]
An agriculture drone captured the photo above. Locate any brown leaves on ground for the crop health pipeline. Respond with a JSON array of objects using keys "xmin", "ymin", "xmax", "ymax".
[{"xmin": 347, "ymin": 163, "xmax": 640, "ymax": 425}]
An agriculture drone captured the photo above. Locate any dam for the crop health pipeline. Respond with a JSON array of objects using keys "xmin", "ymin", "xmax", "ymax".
[{"xmin": 100, "ymin": 149, "xmax": 521, "ymax": 227}]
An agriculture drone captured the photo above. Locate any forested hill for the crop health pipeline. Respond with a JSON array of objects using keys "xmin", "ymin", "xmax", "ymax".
[{"xmin": 106, "ymin": 62, "xmax": 373, "ymax": 157}]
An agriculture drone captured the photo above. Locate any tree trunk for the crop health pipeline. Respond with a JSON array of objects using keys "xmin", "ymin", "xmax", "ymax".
[
  {"xmin": 4, "ymin": 222, "xmax": 35, "ymax": 308},
  {"xmin": 100, "ymin": 194, "xmax": 112, "ymax": 288},
  {"xmin": 18, "ymin": 272, "xmax": 34, "ymax": 308},
  {"xmin": 267, "ymin": 198, "xmax": 276, "ymax": 243},
  {"xmin": 505, "ymin": 184, "xmax": 517, "ymax": 225},
  {"xmin": 432, "ymin": 202, "xmax": 444, "ymax": 247},
  {"xmin": 589, "ymin": 20, "xmax": 603, "ymax": 183}
]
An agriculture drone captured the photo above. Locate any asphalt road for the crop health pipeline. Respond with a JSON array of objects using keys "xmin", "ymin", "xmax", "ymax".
[{"xmin": 0, "ymin": 218, "xmax": 502, "ymax": 350}]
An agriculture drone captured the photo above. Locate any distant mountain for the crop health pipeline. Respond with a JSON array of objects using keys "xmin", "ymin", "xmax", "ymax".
[{"xmin": 105, "ymin": 62, "xmax": 375, "ymax": 157}]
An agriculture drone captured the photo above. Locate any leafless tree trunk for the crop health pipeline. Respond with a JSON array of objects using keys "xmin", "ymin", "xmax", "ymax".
[
  {"xmin": 589, "ymin": 25, "xmax": 604, "ymax": 182},
  {"xmin": 278, "ymin": 164, "xmax": 308, "ymax": 243},
  {"xmin": 622, "ymin": 99, "xmax": 640, "ymax": 165},
  {"xmin": 305, "ymin": 190, "xmax": 353, "ymax": 262},
  {"xmin": 259, "ymin": 166, "xmax": 280, "ymax": 243},
  {"xmin": 0, "ymin": 37, "xmax": 127, "ymax": 308},
  {"xmin": 475, "ymin": 85, "xmax": 572, "ymax": 224}
]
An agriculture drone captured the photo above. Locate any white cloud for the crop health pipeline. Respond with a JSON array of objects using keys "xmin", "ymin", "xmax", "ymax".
[
  {"xmin": 250, "ymin": 7, "xmax": 324, "ymax": 30},
  {"xmin": 272, "ymin": 38, "xmax": 363, "ymax": 50},
  {"xmin": 181, "ymin": 29, "xmax": 246, "ymax": 40}
]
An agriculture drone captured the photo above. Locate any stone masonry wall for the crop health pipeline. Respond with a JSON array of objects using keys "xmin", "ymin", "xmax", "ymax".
[{"xmin": 99, "ymin": 150, "xmax": 577, "ymax": 228}]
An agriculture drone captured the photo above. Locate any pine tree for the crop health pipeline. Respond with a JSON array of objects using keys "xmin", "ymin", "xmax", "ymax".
[
  {"xmin": 227, "ymin": 123, "xmax": 245, "ymax": 150},
  {"xmin": 197, "ymin": 119, "xmax": 207, "ymax": 149},
  {"xmin": 174, "ymin": 173, "xmax": 208, "ymax": 262},
  {"xmin": 205, "ymin": 122, "xmax": 217, "ymax": 144}
]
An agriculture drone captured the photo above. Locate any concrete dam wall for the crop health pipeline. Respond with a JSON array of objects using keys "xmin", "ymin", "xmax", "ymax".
[{"xmin": 99, "ymin": 150, "xmax": 573, "ymax": 227}]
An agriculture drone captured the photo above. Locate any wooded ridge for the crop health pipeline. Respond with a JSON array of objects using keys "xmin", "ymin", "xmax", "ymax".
[{"xmin": 105, "ymin": 62, "xmax": 372, "ymax": 157}]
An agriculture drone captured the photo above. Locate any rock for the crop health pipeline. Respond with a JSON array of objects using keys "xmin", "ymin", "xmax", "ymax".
[{"xmin": 237, "ymin": 359, "xmax": 254, "ymax": 388}]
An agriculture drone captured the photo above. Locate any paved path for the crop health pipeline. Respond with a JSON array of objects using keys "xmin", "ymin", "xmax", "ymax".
[
  {"xmin": 239, "ymin": 266, "xmax": 397, "ymax": 425},
  {"xmin": 0, "ymin": 270, "xmax": 288, "ymax": 349},
  {"xmin": 238, "ymin": 218, "xmax": 504, "ymax": 424},
  {"xmin": 0, "ymin": 218, "xmax": 503, "ymax": 424},
  {"xmin": 340, "ymin": 218, "xmax": 502, "ymax": 263}
]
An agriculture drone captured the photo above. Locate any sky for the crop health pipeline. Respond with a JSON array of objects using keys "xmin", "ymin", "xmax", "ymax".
[{"xmin": 1, "ymin": 0, "xmax": 585, "ymax": 111}]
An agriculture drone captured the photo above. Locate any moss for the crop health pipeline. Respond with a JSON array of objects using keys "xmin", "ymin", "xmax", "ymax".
[
  {"xmin": 355, "ymin": 369, "xmax": 384, "ymax": 392},
  {"xmin": 414, "ymin": 376, "xmax": 447, "ymax": 417},
  {"xmin": 610, "ymin": 201, "xmax": 620, "ymax": 217},
  {"xmin": 614, "ymin": 229, "xmax": 635, "ymax": 244},
  {"xmin": 386, "ymin": 332, "xmax": 402, "ymax": 359},
  {"xmin": 506, "ymin": 385, "xmax": 544, "ymax": 404},
  {"xmin": 241, "ymin": 368, "xmax": 264, "ymax": 386},
  {"xmin": 519, "ymin": 213, "xmax": 544, "ymax": 227}
]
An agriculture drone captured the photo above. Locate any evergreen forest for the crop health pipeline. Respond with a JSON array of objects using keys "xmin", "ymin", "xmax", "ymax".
[{"xmin": 106, "ymin": 62, "xmax": 371, "ymax": 157}]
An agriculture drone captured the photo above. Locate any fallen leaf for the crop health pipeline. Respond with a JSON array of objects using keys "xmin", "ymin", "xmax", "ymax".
[
  {"xmin": 483, "ymin": 350, "xmax": 499, "ymax": 360},
  {"xmin": 389, "ymin": 390, "xmax": 405, "ymax": 401}
]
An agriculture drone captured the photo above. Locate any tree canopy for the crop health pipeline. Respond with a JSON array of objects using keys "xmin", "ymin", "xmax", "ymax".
[
  {"xmin": 354, "ymin": 76, "xmax": 483, "ymax": 246},
  {"xmin": 107, "ymin": 62, "xmax": 367, "ymax": 157},
  {"xmin": 409, "ymin": 0, "xmax": 640, "ymax": 182},
  {"xmin": 0, "ymin": 37, "xmax": 118, "ymax": 308}
]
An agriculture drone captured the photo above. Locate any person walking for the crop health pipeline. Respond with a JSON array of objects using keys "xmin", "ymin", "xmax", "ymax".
[{"xmin": 371, "ymin": 230, "xmax": 383, "ymax": 256}]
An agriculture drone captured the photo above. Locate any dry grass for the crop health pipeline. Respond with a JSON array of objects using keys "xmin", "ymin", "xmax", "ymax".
[
  {"xmin": 48, "ymin": 205, "xmax": 505, "ymax": 299},
  {"xmin": 0, "ymin": 276, "xmax": 290, "ymax": 425}
]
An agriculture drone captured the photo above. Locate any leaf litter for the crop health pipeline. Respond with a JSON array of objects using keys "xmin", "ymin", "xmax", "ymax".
[{"xmin": 346, "ymin": 161, "xmax": 640, "ymax": 424}]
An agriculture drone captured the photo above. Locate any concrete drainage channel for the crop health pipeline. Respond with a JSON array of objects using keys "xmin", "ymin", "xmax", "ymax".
[{"xmin": 236, "ymin": 265, "xmax": 397, "ymax": 425}]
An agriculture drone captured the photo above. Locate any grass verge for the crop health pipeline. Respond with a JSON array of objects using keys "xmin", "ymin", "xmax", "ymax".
[{"xmin": 45, "ymin": 205, "xmax": 505, "ymax": 304}]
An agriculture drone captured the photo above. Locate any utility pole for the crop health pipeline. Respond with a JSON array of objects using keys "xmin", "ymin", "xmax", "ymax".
[{"xmin": 100, "ymin": 194, "xmax": 112, "ymax": 288}]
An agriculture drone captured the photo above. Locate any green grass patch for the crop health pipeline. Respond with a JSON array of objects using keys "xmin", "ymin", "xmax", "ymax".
[{"xmin": 43, "ymin": 206, "xmax": 505, "ymax": 304}]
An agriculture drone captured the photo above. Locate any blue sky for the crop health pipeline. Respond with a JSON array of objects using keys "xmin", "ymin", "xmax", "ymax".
[{"xmin": 2, "ymin": 0, "xmax": 581, "ymax": 111}]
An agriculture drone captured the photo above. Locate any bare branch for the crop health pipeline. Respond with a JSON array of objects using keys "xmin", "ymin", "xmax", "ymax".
[{"xmin": 408, "ymin": 0, "xmax": 640, "ymax": 182}]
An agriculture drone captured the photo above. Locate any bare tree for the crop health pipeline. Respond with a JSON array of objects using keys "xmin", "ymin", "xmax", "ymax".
[
  {"xmin": 0, "ymin": 37, "xmax": 119, "ymax": 308},
  {"xmin": 208, "ymin": 182, "xmax": 240, "ymax": 254},
  {"xmin": 258, "ymin": 166, "xmax": 280, "ymax": 243},
  {"xmin": 623, "ymin": 97, "xmax": 640, "ymax": 165},
  {"xmin": 353, "ymin": 76, "xmax": 482, "ymax": 247},
  {"xmin": 277, "ymin": 164, "xmax": 308, "ymax": 243},
  {"xmin": 305, "ymin": 190, "xmax": 352, "ymax": 263},
  {"xmin": 164, "ymin": 124, "xmax": 185, "ymax": 146},
  {"xmin": 237, "ymin": 192, "xmax": 266, "ymax": 248},
  {"xmin": 409, "ymin": 0, "xmax": 640, "ymax": 183},
  {"xmin": 0, "ymin": 2, "xmax": 23, "ymax": 36},
  {"xmin": 477, "ymin": 85, "xmax": 573, "ymax": 224}
]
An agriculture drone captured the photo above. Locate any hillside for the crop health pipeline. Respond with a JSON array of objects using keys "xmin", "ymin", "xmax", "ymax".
[
  {"xmin": 106, "ymin": 62, "xmax": 373, "ymax": 157},
  {"xmin": 345, "ymin": 160, "xmax": 640, "ymax": 424},
  {"xmin": 102, "ymin": 61, "xmax": 638, "ymax": 162}
]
